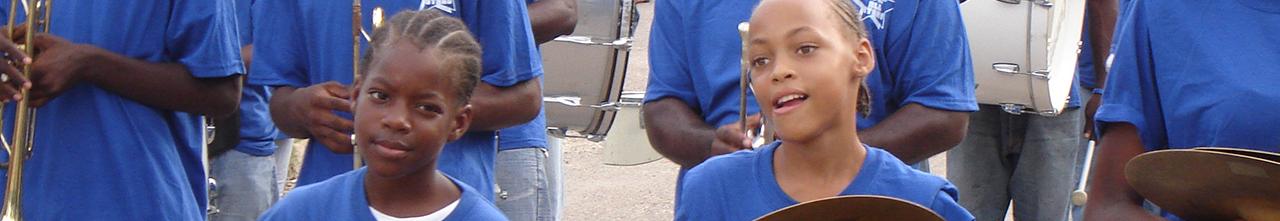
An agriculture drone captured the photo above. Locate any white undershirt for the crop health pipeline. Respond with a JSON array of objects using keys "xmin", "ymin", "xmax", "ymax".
[{"xmin": 369, "ymin": 198, "xmax": 461, "ymax": 221}]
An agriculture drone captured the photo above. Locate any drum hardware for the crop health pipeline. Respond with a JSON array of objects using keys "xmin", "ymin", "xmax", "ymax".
[
  {"xmin": 1125, "ymin": 148, "xmax": 1280, "ymax": 220},
  {"xmin": 552, "ymin": 36, "xmax": 632, "ymax": 49},
  {"xmin": 755, "ymin": 195, "xmax": 944, "ymax": 221},
  {"xmin": 0, "ymin": 0, "xmax": 50, "ymax": 220}
]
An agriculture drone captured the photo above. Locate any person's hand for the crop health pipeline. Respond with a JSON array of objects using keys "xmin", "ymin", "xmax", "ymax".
[
  {"xmin": 288, "ymin": 81, "xmax": 355, "ymax": 153},
  {"xmin": 0, "ymin": 24, "xmax": 33, "ymax": 103},
  {"xmin": 1083, "ymin": 93, "xmax": 1102, "ymax": 140},
  {"xmin": 27, "ymin": 33, "xmax": 95, "ymax": 107},
  {"xmin": 710, "ymin": 114, "xmax": 762, "ymax": 157}
]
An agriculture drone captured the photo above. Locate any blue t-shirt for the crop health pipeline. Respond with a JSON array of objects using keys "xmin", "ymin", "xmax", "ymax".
[
  {"xmin": 675, "ymin": 142, "xmax": 973, "ymax": 221},
  {"xmin": 1096, "ymin": 3, "xmax": 1280, "ymax": 220},
  {"xmin": 260, "ymin": 168, "xmax": 508, "ymax": 221},
  {"xmin": 497, "ymin": 0, "xmax": 549, "ymax": 151},
  {"xmin": 497, "ymin": 77, "xmax": 548, "ymax": 151},
  {"xmin": 252, "ymin": 0, "xmax": 542, "ymax": 202},
  {"xmin": 644, "ymin": 0, "xmax": 977, "ymax": 192},
  {"xmin": 0, "ymin": 1, "xmax": 243, "ymax": 220},
  {"xmin": 233, "ymin": 0, "xmax": 281, "ymax": 157}
]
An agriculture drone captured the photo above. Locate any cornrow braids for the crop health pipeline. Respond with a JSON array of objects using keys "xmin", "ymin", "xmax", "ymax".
[
  {"xmin": 359, "ymin": 9, "xmax": 483, "ymax": 105},
  {"xmin": 825, "ymin": 0, "xmax": 873, "ymax": 117}
]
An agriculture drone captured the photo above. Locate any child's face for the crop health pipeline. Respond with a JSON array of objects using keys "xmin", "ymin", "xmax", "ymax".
[
  {"xmin": 746, "ymin": 0, "xmax": 875, "ymax": 141},
  {"xmin": 353, "ymin": 40, "xmax": 472, "ymax": 178}
]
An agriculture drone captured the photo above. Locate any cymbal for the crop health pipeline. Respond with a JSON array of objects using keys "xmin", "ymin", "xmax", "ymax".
[
  {"xmin": 1126, "ymin": 149, "xmax": 1280, "ymax": 221},
  {"xmin": 1195, "ymin": 147, "xmax": 1280, "ymax": 163},
  {"xmin": 755, "ymin": 195, "xmax": 943, "ymax": 221}
]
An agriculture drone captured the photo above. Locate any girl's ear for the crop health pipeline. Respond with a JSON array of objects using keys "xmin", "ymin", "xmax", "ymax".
[
  {"xmin": 448, "ymin": 104, "xmax": 474, "ymax": 142},
  {"xmin": 851, "ymin": 38, "xmax": 876, "ymax": 79}
]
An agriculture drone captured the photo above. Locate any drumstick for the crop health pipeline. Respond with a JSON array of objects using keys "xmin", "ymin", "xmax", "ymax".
[{"xmin": 1072, "ymin": 140, "xmax": 1096, "ymax": 206}]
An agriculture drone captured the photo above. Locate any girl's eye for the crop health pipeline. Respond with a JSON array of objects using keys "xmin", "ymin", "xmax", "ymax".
[
  {"xmin": 751, "ymin": 57, "xmax": 771, "ymax": 67},
  {"xmin": 369, "ymin": 91, "xmax": 388, "ymax": 101},
  {"xmin": 797, "ymin": 45, "xmax": 817, "ymax": 55},
  {"xmin": 416, "ymin": 104, "xmax": 443, "ymax": 114}
]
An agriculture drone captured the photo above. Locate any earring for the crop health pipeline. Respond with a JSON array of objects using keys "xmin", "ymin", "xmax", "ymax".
[{"xmin": 351, "ymin": 134, "xmax": 357, "ymax": 146}]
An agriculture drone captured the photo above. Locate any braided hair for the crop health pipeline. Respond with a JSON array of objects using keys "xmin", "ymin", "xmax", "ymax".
[
  {"xmin": 359, "ymin": 9, "xmax": 483, "ymax": 105},
  {"xmin": 823, "ymin": 0, "xmax": 874, "ymax": 117}
]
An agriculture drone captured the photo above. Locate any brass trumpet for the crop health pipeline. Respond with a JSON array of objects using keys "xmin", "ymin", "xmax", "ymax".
[{"xmin": 1, "ymin": 0, "xmax": 52, "ymax": 220}]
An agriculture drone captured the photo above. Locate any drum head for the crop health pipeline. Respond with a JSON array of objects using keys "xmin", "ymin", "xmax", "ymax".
[
  {"xmin": 754, "ymin": 195, "xmax": 943, "ymax": 221},
  {"xmin": 1126, "ymin": 149, "xmax": 1280, "ymax": 220}
]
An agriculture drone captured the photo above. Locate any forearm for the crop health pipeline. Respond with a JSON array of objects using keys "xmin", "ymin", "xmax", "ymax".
[
  {"xmin": 1087, "ymin": 0, "xmax": 1118, "ymax": 89},
  {"xmin": 642, "ymin": 98, "xmax": 717, "ymax": 168},
  {"xmin": 83, "ymin": 46, "xmax": 241, "ymax": 117},
  {"xmin": 528, "ymin": 0, "xmax": 578, "ymax": 44},
  {"xmin": 1083, "ymin": 124, "xmax": 1151, "ymax": 218},
  {"xmin": 270, "ymin": 87, "xmax": 310, "ymax": 138},
  {"xmin": 468, "ymin": 79, "xmax": 542, "ymax": 131},
  {"xmin": 858, "ymin": 104, "xmax": 968, "ymax": 164}
]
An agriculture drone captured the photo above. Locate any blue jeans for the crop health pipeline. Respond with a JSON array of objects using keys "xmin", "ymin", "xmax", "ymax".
[
  {"xmin": 209, "ymin": 150, "xmax": 278, "ymax": 221},
  {"xmin": 495, "ymin": 147, "xmax": 555, "ymax": 221},
  {"xmin": 947, "ymin": 105, "xmax": 1082, "ymax": 221}
]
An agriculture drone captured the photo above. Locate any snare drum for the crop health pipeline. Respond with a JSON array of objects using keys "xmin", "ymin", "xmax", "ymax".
[
  {"xmin": 541, "ymin": 0, "xmax": 637, "ymax": 139},
  {"xmin": 961, "ymin": 0, "xmax": 1085, "ymax": 116}
]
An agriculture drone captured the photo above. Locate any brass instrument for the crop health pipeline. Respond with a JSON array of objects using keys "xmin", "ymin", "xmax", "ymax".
[
  {"xmin": 1, "ymin": 0, "xmax": 51, "ymax": 220},
  {"xmin": 351, "ymin": 0, "xmax": 382, "ymax": 169}
]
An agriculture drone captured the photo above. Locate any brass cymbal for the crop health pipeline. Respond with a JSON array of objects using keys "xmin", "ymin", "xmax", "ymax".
[
  {"xmin": 755, "ymin": 195, "xmax": 943, "ymax": 221},
  {"xmin": 1195, "ymin": 147, "xmax": 1280, "ymax": 164},
  {"xmin": 1126, "ymin": 149, "xmax": 1280, "ymax": 221}
]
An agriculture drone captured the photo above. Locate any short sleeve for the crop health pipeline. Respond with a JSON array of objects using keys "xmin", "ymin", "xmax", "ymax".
[
  {"xmin": 167, "ymin": 0, "xmax": 244, "ymax": 78},
  {"xmin": 1094, "ymin": 2, "xmax": 1167, "ymax": 150},
  {"xmin": 248, "ymin": 0, "xmax": 310, "ymax": 88},
  {"xmin": 642, "ymin": 0, "xmax": 697, "ymax": 105},
  {"xmin": 882, "ymin": 0, "xmax": 977, "ymax": 112},
  {"xmin": 930, "ymin": 184, "xmax": 975, "ymax": 221},
  {"xmin": 674, "ymin": 169, "xmax": 725, "ymax": 221},
  {"xmin": 471, "ymin": 1, "xmax": 543, "ymax": 87}
]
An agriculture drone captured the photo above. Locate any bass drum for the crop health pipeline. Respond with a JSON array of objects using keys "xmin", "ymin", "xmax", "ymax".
[
  {"xmin": 961, "ymin": 0, "xmax": 1085, "ymax": 116},
  {"xmin": 542, "ymin": 0, "xmax": 660, "ymax": 165}
]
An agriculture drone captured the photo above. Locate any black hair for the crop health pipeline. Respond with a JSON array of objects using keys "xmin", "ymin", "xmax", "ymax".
[{"xmin": 359, "ymin": 9, "xmax": 482, "ymax": 105}]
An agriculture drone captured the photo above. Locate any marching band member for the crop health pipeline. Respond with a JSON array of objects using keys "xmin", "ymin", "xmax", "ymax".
[
  {"xmin": 252, "ymin": 0, "xmax": 543, "ymax": 202},
  {"xmin": 0, "ymin": 0, "xmax": 243, "ymax": 219},
  {"xmin": 675, "ymin": 0, "xmax": 972, "ymax": 220},
  {"xmin": 644, "ymin": 0, "xmax": 974, "ymax": 203},
  {"xmin": 261, "ymin": 10, "xmax": 505, "ymax": 220},
  {"xmin": 494, "ymin": 0, "xmax": 575, "ymax": 220},
  {"xmin": 1084, "ymin": 1, "xmax": 1280, "ymax": 220},
  {"xmin": 207, "ymin": 0, "xmax": 287, "ymax": 219}
]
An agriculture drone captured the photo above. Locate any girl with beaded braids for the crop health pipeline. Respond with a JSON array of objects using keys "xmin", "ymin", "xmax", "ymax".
[
  {"xmin": 260, "ymin": 10, "xmax": 507, "ymax": 221},
  {"xmin": 673, "ymin": 0, "xmax": 973, "ymax": 220}
]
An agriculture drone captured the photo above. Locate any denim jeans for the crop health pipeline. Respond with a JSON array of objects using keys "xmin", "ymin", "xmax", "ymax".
[
  {"xmin": 209, "ymin": 150, "xmax": 278, "ymax": 221},
  {"xmin": 947, "ymin": 105, "xmax": 1082, "ymax": 221},
  {"xmin": 495, "ymin": 147, "xmax": 555, "ymax": 221}
]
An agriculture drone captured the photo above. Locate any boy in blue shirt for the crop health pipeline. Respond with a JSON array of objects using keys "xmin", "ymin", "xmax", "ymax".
[
  {"xmin": 643, "ymin": 0, "xmax": 975, "ymax": 195},
  {"xmin": 253, "ymin": 0, "xmax": 543, "ymax": 201},
  {"xmin": 0, "ymin": 0, "xmax": 243, "ymax": 219},
  {"xmin": 675, "ymin": 0, "xmax": 972, "ymax": 220},
  {"xmin": 1083, "ymin": 1, "xmax": 1280, "ymax": 221},
  {"xmin": 261, "ymin": 10, "xmax": 505, "ymax": 220}
]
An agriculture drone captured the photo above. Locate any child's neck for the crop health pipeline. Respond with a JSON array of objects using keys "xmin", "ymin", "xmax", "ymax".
[
  {"xmin": 364, "ymin": 166, "xmax": 460, "ymax": 218},
  {"xmin": 774, "ymin": 119, "xmax": 867, "ymax": 202}
]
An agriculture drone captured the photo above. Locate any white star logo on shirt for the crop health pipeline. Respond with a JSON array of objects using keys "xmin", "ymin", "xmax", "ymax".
[
  {"xmin": 853, "ymin": 0, "xmax": 895, "ymax": 30},
  {"xmin": 419, "ymin": 0, "xmax": 456, "ymax": 14}
]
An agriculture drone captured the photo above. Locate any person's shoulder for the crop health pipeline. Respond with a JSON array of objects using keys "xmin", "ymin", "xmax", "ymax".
[
  {"xmin": 687, "ymin": 145, "xmax": 769, "ymax": 181},
  {"xmin": 261, "ymin": 170, "xmax": 362, "ymax": 220},
  {"xmin": 447, "ymin": 176, "xmax": 509, "ymax": 221},
  {"xmin": 861, "ymin": 147, "xmax": 950, "ymax": 196}
]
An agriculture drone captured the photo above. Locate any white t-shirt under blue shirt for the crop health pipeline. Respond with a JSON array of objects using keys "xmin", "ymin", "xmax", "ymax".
[
  {"xmin": 675, "ymin": 142, "xmax": 974, "ymax": 221},
  {"xmin": 260, "ymin": 168, "xmax": 508, "ymax": 221}
]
